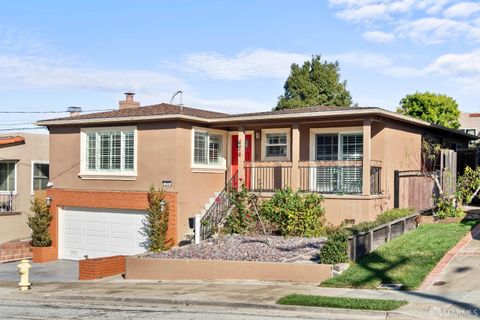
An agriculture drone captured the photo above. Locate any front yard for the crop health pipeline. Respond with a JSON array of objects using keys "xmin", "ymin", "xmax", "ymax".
[
  {"xmin": 146, "ymin": 234, "xmax": 325, "ymax": 263},
  {"xmin": 321, "ymin": 219, "xmax": 479, "ymax": 290}
]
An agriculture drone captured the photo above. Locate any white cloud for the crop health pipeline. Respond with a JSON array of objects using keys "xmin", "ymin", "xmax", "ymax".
[
  {"xmin": 327, "ymin": 0, "xmax": 480, "ymax": 45},
  {"xmin": 395, "ymin": 17, "xmax": 479, "ymax": 44},
  {"xmin": 180, "ymin": 49, "xmax": 309, "ymax": 80},
  {"xmin": 336, "ymin": 4, "xmax": 389, "ymax": 21},
  {"xmin": 444, "ymin": 2, "xmax": 480, "ymax": 19},
  {"xmin": 0, "ymin": 55, "xmax": 185, "ymax": 93},
  {"xmin": 362, "ymin": 30, "xmax": 396, "ymax": 42}
]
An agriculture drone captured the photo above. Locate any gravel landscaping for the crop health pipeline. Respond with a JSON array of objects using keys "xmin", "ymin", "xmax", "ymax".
[{"xmin": 145, "ymin": 235, "xmax": 327, "ymax": 263}]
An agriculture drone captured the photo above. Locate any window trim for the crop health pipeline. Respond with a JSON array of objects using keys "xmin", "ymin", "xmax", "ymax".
[
  {"xmin": 31, "ymin": 160, "xmax": 49, "ymax": 195},
  {"xmin": 0, "ymin": 160, "xmax": 18, "ymax": 195},
  {"xmin": 463, "ymin": 128, "xmax": 477, "ymax": 136},
  {"xmin": 261, "ymin": 128, "xmax": 291, "ymax": 161},
  {"xmin": 79, "ymin": 126, "xmax": 138, "ymax": 180},
  {"xmin": 191, "ymin": 127, "xmax": 227, "ymax": 171},
  {"xmin": 309, "ymin": 127, "xmax": 363, "ymax": 161}
]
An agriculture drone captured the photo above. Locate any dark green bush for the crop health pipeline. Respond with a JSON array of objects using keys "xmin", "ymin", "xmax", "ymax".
[
  {"xmin": 320, "ymin": 229, "xmax": 349, "ymax": 264},
  {"xmin": 260, "ymin": 188, "xmax": 326, "ymax": 237},
  {"xmin": 27, "ymin": 198, "xmax": 52, "ymax": 247}
]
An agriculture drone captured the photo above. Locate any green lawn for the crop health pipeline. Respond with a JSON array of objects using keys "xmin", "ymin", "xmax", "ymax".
[
  {"xmin": 321, "ymin": 220, "xmax": 479, "ymax": 290},
  {"xmin": 277, "ymin": 294, "xmax": 407, "ymax": 311}
]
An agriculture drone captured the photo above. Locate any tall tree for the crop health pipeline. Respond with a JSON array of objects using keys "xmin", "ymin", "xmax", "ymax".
[
  {"xmin": 397, "ymin": 92, "xmax": 461, "ymax": 129},
  {"xmin": 276, "ymin": 55, "xmax": 352, "ymax": 110}
]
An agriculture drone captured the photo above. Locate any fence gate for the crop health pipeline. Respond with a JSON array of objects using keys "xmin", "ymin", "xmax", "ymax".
[{"xmin": 394, "ymin": 171, "xmax": 437, "ymax": 212}]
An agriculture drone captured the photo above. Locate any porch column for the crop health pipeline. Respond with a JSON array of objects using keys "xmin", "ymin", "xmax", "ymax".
[
  {"xmin": 362, "ymin": 119, "xmax": 372, "ymax": 196},
  {"xmin": 237, "ymin": 126, "xmax": 246, "ymax": 187},
  {"xmin": 291, "ymin": 124, "xmax": 300, "ymax": 190}
]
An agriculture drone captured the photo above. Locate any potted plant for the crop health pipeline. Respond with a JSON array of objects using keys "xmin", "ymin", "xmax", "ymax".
[{"xmin": 28, "ymin": 197, "xmax": 56, "ymax": 263}]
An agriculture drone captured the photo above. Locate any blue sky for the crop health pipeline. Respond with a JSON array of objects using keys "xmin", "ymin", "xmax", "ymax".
[{"xmin": 0, "ymin": 0, "xmax": 479, "ymax": 130}]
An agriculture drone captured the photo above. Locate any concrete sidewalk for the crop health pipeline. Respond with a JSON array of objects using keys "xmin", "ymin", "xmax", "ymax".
[{"xmin": 0, "ymin": 279, "xmax": 478, "ymax": 319}]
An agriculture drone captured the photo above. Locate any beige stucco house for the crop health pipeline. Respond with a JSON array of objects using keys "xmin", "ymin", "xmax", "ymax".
[
  {"xmin": 459, "ymin": 112, "xmax": 480, "ymax": 148},
  {"xmin": 0, "ymin": 133, "xmax": 49, "ymax": 244},
  {"xmin": 36, "ymin": 93, "xmax": 475, "ymax": 261}
]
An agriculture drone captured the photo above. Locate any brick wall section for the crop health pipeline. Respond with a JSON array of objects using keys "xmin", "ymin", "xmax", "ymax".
[
  {"xmin": 79, "ymin": 255, "xmax": 126, "ymax": 280},
  {"xmin": 0, "ymin": 241, "xmax": 32, "ymax": 263},
  {"xmin": 46, "ymin": 189, "xmax": 177, "ymax": 260}
]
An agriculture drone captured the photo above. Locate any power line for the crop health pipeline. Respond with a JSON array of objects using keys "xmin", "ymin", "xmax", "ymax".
[
  {"xmin": 0, "ymin": 108, "xmax": 115, "ymax": 114},
  {"xmin": 0, "ymin": 122, "xmax": 35, "ymax": 127},
  {"xmin": 0, "ymin": 127, "xmax": 45, "ymax": 132}
]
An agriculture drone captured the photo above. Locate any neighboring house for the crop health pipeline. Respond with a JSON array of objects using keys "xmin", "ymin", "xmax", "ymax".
[
  {"xmin": 37, "ymin": 93, "xmax": 475, "ymax": 261},
  {"xmin": 0, "ymin": 133, "xmax": 49, "ymax": 244},
  {"xmin": 459, "ymin": 112, "xmax": 480, "ymax": 148}
]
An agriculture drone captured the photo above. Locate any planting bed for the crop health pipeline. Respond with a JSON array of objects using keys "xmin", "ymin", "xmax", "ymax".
[{"xmin": 145, "ymin": 235, "xmax": 326, "ymax": 263}]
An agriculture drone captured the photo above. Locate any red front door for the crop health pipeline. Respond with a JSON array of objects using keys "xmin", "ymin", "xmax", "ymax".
[{"xmin": 231, "ymin": 134, "xmax": 252, "ymax": 189}]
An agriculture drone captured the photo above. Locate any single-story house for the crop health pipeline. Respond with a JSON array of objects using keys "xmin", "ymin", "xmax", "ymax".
[
  {"xmin": 36, "ymin": 93, "xmax": 475, "ymax": 261},
  {"xmin": 0, "ymin": 133, "xmax": 49, "ymax": 244}
]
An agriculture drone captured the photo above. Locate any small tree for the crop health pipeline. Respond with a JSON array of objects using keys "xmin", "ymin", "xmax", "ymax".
[
  {"xmin": 144, "ymin": 186, "xmax": 170, "ymax": 252},
  {"xmin": 397, "ymin": 92, "xmax": 460, "ymax": 129},
  {"xmin": 276, "ymin": 55, "xmax": 352, "ymax": 110},
  {"xmin": 27, "ymin": 198, "xmax": 52, "ymax": 247}
]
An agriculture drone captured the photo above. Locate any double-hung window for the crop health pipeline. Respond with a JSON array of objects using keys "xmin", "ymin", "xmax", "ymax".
[
  {"xmin": 82, "ymin": 127, "xmax": 136, "ymax": 175},
  {"xmin": 193, "ymin": 129, "xmax": 225, "ymax": 168},
  {"xmin": 314, "ymin": 131, "xmax": 363, "ymax": 194},
  {"xmin": 262, "ymin": 129, "xmax": 290, "ymax": 160},
  {"xmin": 0, "ymin": 161, "xmax": 16, "ymax": 192}
]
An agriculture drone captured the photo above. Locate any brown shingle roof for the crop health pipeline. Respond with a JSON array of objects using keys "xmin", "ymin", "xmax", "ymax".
[
  {"xmin": 40, "ymin": 104, "xmax": 374, "ymax": 123},
  {"xmin": 46, "ymin": 103, "xmax": 229, "ymax": 122},
  {"xmin": 229, "ymin": 105, "xmax": 375, "ymax": 118}
]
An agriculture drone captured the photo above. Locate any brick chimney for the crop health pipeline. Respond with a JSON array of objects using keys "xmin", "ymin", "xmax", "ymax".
[{"xmin": 119, "ymin": 92, "xmax": 140, "ymax": 109}]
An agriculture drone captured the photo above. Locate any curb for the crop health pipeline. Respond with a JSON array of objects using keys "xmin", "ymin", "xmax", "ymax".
[
  {"xmin": 419, "ymin": 223, "xmax": 480, "ymax": 291},
  {"xmin": 2, "ymin": 293, "xmax": 411, "ymax": 319}
]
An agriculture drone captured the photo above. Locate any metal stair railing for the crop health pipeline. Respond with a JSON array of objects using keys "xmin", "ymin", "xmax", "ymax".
[{"xmin": 199, "ymin": 171, "xmax": 238, "ymax": 241}]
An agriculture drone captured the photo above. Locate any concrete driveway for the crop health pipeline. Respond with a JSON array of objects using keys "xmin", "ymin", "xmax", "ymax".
[{"xmin": 0, "ymin": 260, "xmax": 78, "ymax": 283}]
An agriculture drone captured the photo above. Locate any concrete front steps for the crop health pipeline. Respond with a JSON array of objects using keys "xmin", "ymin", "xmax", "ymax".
[{"xmin": 183, "ymin": 191, "xmax": 221, "ymax": 242}]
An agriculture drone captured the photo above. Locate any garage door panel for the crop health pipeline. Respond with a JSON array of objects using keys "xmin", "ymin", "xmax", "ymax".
[{"xmin": 61, "ymin": 207, "xmax": 148, "ymax": 261}]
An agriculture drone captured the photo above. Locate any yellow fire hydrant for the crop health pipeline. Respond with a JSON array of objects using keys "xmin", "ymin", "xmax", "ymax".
[{"xmin": 17, "ymin": 259, "xmax": 31, "ymax": 291}]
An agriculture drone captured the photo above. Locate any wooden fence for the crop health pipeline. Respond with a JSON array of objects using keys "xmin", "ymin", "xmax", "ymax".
[
  {"xmin": 347, "ymin": 213, "xmax": 420, "ymax": 261},
  {"xmin": 394, "ymin": 171, "xmax": 438, "ymax": 212}
]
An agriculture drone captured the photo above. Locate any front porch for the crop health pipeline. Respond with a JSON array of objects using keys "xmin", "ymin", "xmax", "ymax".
[
  {"xmin": 243, "ymin": 160, "xmax": 382, "ymax": 195},
  {"xmin": 222, "ymin": 119, "xmax": 383, "ymax": 197}
]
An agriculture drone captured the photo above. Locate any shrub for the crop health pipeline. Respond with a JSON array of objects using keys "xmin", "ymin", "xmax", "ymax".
[
  {"xmin": 350, "ymin": 221, "xmax": 378, "ymax": 235},
  {"xmin": 456, "ymin": 166, "xmax": 480, "ymax": 206},
  {"xmin": 375, "ymin": 208, "xmax": 414, "ymax": 225},
  {"xmin": 435, "ymin": 197, "xmax": 464, "ymax": 220},
  {"xmin": 260, "ymin": 188, "xmax": 326, "ymax": 237},
  {"xmin": 27, "ymin": 197, "xmax": 52, "ymax": 247},
  {"xmin": 320, "ymin": 229, "xmax": 349, "ymax": 264},
  {"xmin": 223, "ymin": 186, "xmax": 256, "ymax": 234},
  {"xmin": 143, "ymin": 186, "xmax": 170, "ymax": 252},
  {"xmin": 348, "ymin": 208, "xmax": 414, "ymax": 235}
]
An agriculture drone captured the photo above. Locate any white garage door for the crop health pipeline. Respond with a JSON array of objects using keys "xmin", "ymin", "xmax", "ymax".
[{"xmin": 60, "ymin": 207, "xmax": 147, "ymax": 260}]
